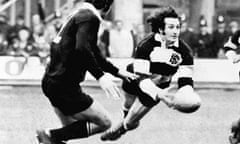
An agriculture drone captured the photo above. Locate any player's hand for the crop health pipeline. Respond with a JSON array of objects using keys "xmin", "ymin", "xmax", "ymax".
[
  {"xmin": 117, "ymin": 69, "xmax": 139, "ymax": 82},
  {"xmin": 157, "ymin": 86, "xmax": 175, "ymax": 107},
  {"xmin": 99, "ymin": 74, "xmax": 121, "ymax": 100}
]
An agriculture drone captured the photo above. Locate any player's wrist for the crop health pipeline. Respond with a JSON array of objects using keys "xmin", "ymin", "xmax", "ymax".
[{"xmin": 178, "ymin": 77, "xmax": 193, "ymax": 88}]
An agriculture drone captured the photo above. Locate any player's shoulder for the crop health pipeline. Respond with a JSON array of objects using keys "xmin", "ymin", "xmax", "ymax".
[
  {"xmin": 178, "ymin": 39, "xmax": 194, "ymax": 65},
  {"xmin": 179, "ymin": 39, "xmax": 193, "ymax": 54},
  {"xmin": 74, "ymin": 9, "xmax": 98, "ymax": 22},
  {"xmin": 72, "ymin": 2, "xmax": 101, "ymax": 23},
  {"xmin": 133, "ymin": 33, "xmax": 156, "ymax": 59},
  {"xmin": 137, "ymin": 33, "xmax": 155, "ymax": 48}
]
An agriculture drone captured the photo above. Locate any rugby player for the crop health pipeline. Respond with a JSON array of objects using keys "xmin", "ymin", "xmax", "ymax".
[
  {"xmin": 36, "ymin": 0, "xmax": 137, "ymax": 144},
  {"xmin": 101, "ymin": 6, "xmax": 200, "ymax": 141},
  {"xmin": 224, "ymin": 30, "xmax": 240, "ymax": 144}
]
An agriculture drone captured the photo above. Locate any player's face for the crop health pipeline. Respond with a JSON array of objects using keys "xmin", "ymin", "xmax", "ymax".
[{"xmin": 163, "ymin": 18, "xmax": 180, "ymax": 43}]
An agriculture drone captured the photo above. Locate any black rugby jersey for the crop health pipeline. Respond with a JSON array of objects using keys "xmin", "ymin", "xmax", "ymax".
[
  {"xmin": 45, "ymin": 6, "xmax": 118, "ymax": 84},
  {"xmin": 224, "ymin": 30, "xmax": 240, "ymax": 52},
  {"xmin": 134, "ymin": 33, "xmax": 193, "ymax": 76}
]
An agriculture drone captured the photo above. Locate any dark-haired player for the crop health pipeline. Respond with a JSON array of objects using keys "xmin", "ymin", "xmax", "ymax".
[
  {"xmin": 224, "ymin": 30, "xmax": 240, "ymax": 144},
  {"xmin": 101, "ymin": 6, "xmax": 201, "ymax": 141},
  {"xmin": 36, "ymin": 0, "xmax": 137, "ymax": 144}
]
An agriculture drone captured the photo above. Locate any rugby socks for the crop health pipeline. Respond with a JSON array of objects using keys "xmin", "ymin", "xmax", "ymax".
[{"xmin": 50, "ymin": 120, "xmax": 89, "ymax": 142}]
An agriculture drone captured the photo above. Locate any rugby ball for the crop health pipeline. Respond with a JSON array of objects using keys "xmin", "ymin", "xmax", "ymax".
[{"xmin": 172, "ymin": 86, "xmax": 201, "ymax": 113}]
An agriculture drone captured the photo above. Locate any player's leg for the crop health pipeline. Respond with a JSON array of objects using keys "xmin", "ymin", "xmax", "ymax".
[
  {"xmin": 54, "ymin": 107, "xmax": 76, "ymax": 126},
  {"xmin": 121, "ymin": 78, "xmax": 140, "ymax": 117},
  {"xmin": 72, "ymin": 99, "xmax": 112, "ymax": 135},
  {"xmin": 122, "ymin": 91, "xmax": 136, "ymax": 117},
  {"xmin": 122, "ymin": 78, "xmax": 161, "ymax": 128},
  {"xmin": 101, "ymin": 78, "xmax": 160, "ymax": 141},
  {"xmin": 101, "ymin": 77, "xmax": 167, "ymax": 141},
  {"xmin": 37, "ymin": 100, "xmax": 112, "ymax": 144},
  {"xmin": 124, "ymin": 98, "xmax": 152, "ymax": 128},
  {"xmin": 38, "ymin": 80, "xmax": 112, "ymax": 144},
  {"xmin": 101, "ymin": 98, "xmax": 152, "ymax": 141}
]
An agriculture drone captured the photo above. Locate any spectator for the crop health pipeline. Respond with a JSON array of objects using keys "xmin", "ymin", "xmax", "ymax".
[
  {"xmin": 32, "ymin": 24, "xmax": 50, "ymax": 65},
  {"xmin": 8, "ymin": 15, "xmax": 29, "ymax": 43},
  {"xmin": 212, "ymin": 15, "xmax": 230, "ymax": 58},
  {"xmin": 179, "ymin": 13, "xmax": 196, "ymax": 56},
  {"xmin": 7, "ymin": 36, "xmax": 28, "ymax": 59},
  {"xmin": 109, "ymin": 20, "xmax": 134, "ymax": 58},
  {"xmin": 52, "ymin": 17, "xmax": 62, "ymax": 32},
  {"xmin": 0, "ymin": 32, "xmax": 8, "ymax": 55},
  {"xmin": 32, "ymin": 14, "xmax": 42, "ymax": 26},
  {"xmin": 229, "ymin": 21, "xmax": 239, "ymax": 36},
  {"xmin": 193, "ymin": 16, "xmax": 213, "ymax": 58},
  {"xmin": 98, "ymin": 20, "xmax": 111, "ymax": 57},
  {"xmin": 18, "ymin": 28, "xmax": 36, "ymax": 56},
  {"xmin": 0, "ymin": 12, "xmax": 12, "ymax": 43},
  {"xmin": 45, "ymin": 23, "xmax": 62, "ymax": 46},
  {"xmin": 32, "ymin": 24, "xmax": 46, "ymax": 44},
  {"xmin": 131, "ymin": 24, "xmax": 146, "ymax": 56}
]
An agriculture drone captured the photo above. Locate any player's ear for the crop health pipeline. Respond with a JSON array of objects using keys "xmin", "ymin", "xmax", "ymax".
[{"xmin": 158, "ymin": 29, "xmax": 165, "ymax": 35}]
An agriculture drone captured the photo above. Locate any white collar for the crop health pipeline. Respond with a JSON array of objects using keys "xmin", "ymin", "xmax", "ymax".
[{"xmin": 154, "ymin": 33, "xmax": 179, "ymax": 47}]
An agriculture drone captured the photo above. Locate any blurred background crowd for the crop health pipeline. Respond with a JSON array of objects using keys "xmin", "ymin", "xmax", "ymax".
[{"xmin": 0, "ymin": 0, "xmax": 240, "ymax": 66}]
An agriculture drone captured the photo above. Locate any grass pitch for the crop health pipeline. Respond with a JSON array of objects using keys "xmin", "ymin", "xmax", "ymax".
[{"xmin": 0, "ymin": 86, "xmax": 239, "ymax": 144}]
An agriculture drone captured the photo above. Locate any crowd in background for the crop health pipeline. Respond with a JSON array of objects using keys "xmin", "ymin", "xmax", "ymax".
[
  {"xmin": 180, "ymin": 15, "xmax": 239, "ymax": 58},
  {"xmin": 0, "ymin": 8, "xmax": 239, "ymax": 65},
  {"xmin": 98, "ymin": 14, "xmax": 240, "ymax": 59},
  {"xmin": 0, "ymin": 12, "xmax": 53, "ymax": 66}
]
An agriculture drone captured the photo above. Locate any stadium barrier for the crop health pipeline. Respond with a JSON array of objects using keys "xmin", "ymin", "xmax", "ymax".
[{"xmin": 0, "ymin": 56, "xmax": 239, "ymax": 88}]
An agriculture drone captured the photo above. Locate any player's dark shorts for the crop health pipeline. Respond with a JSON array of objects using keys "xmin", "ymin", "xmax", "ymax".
[
  {"xmin": 123, "ymin": 63, "xmax": 170, "ymax": 107},
  {"xmin": 122, "ymin": 78, "xmax": 160, "ymax": 108},
  {"xmin": 41, "ymin": 75, "xmax": 93, "ymax": 116},
  {"xmin": 122, "ymin": 79, "xmax": 170, "ymax": 107}
]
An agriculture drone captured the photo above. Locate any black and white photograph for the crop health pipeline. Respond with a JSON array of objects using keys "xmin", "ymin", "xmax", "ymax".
[{"xmin": 0, "ymin": 0, "xmax": 240, "ymax": 144}]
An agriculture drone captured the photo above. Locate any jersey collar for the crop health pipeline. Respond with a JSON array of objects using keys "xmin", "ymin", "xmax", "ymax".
[{"xmin": 154, "ymin": 33, "xmax": 179, "ymax": 47}]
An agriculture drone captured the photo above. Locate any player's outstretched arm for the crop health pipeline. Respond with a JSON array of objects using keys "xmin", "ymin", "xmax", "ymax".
[
  {"xmin": 116, "ymin": 69, "xmax": 139, "ymax": 82},
  {"xmin": 172, "ymin": 65, "xmax": 201, "ymax": 113}
]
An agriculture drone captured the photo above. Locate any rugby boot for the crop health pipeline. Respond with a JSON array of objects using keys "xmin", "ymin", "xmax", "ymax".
[{"xmin": 100, "ymin": 122, "xmax": 127, "ymax": 141}]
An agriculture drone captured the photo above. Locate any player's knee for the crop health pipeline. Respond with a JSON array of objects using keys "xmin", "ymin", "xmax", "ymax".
[{"xmin": 124, "ymin": 94, "xmax": 136, "ymax": 108}]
